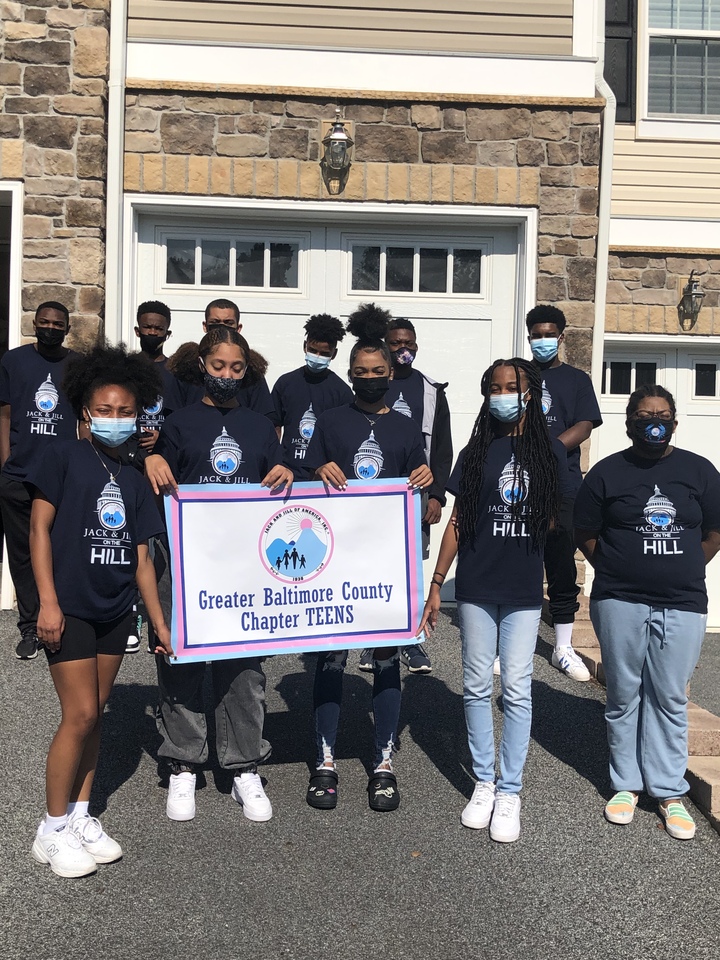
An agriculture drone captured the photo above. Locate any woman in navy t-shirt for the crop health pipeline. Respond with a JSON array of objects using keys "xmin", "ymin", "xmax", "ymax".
[
  {"xmin": 303, "ymin": 308, "xmax": 432, "ymax": 813},
  {"xmin": 575, "ymin": 384, "xmax": 720, "ymax": 840},
  {"xmin": 419, "ymin": 358, "xmax": 566, "ymax": 843},
  {"xmin": 28, "ymin": 345, "xmax": 172, "ymax": 878},
  {"xmin": 145, "ymin": 326, "xmax": 292, "ymax": 826}
]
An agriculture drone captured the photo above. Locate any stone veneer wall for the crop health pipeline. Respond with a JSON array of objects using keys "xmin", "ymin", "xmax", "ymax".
[
  {"xmin": 606, "ymin": 252, "xmax": 720, "ymax": 336},
  {"xmin": 124, "ymin": 91, "xmax": 602, "ymax": 371},
  {"xmin": 0, "ymin": 0, "xmax": 109, "ymax": 348}
]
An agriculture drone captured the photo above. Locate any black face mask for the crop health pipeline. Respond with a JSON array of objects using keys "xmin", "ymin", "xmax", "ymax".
[
  {"xmin": 139, "ymin": 333, "xmax": 166, "ymax": 356},
  {"xmin": 628, "ymin": 417, "xmax": 673, "ymax": 449},
  {"xmin": 352, "ymin": 376, "xmax": 389, "ymax": 405},
  {"xmin": 204, "ymin": 371, "xmax": 243, "ymax": 404},
  {"xmin": 36, "ymin": 327, "xmax": 66, "ymax": 348}
]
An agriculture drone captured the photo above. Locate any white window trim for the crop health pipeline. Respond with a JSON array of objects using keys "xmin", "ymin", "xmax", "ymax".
[
  {"xmin": 573, "ymin": 0, "xmax": 598, "ymax": 58},
  {"xmin": 636, "ymin": 0, "xmax": 720, "ymax": 140},
  {"xmin": 2, "ymin": 181, "xmax": 23, "ymax": 352},
  {"xmin": 119, "ymin": 195, "xmax": 537, "ymax": 354}
]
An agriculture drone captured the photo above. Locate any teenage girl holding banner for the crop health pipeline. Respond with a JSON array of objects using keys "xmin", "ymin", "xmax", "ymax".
[
  {"xmin": 28, "ymin": 344, "xmax": 172, "ymax": 878},
  {"xmin": 303, "ymin": 305, "xmax": 433, "ymax": 813},
  {"xmin": 145, "ymin": 326, "xmax": 292, "ymax": 825}
]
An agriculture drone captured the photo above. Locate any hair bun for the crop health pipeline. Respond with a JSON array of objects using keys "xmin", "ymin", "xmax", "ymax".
[{"xmin": 346, "ymin": 303, "xmax": 391, "ymax": 343}]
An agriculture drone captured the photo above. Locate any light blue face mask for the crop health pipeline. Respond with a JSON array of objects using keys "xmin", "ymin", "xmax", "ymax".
[
  {"xmin": 530, "ymin": 337, "xmax": 559, "ymax": 363},
  {"xmin": 488, "ymin": 394, "xmax": 527, "ymax": 423},
  {"xmin": 89, "ymin": 416, "xmax": 137, "ymax": 447},
  {"xmin": 305, "ymin": 352, "xmax": 331, "ymax": 372}
]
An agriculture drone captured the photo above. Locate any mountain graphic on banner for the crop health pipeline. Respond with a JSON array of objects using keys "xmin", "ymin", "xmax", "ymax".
[{"xmin": 266, "ymin": 527, "xmax": 327, "ymax": 572}]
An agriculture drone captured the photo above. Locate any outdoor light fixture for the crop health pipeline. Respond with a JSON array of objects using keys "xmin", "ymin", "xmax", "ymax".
[
  {"xmin": 677, "ymin": 270, "xmax": 705, "ymax": 331},
  {"xmin": 321, "ymin": 108, "xmax": 353, "ymax": 195}
]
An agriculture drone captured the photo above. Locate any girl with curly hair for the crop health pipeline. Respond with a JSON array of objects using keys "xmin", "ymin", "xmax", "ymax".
[{"xmin": 28, "ymin": 343, "xmax": 172, "ymax": 878}]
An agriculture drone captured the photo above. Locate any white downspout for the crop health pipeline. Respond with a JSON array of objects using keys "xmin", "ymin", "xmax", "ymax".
[
  {"xmin": 590, "ymin": 0, "xmax": 616, "ymax": 465},
  {"xmin": 104, "ymin": 0, "xmax": 128, "ymax": 344}
]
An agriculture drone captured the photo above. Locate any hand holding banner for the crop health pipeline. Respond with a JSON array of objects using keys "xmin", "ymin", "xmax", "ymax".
[{"xmin": 165, "ymin": 479, "xmax": 424, "ymax": 662}]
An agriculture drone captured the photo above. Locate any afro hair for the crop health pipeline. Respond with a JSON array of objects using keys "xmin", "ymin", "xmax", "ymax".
[
  {"xmin": 304, "ymin": 313, "xmax": 346, "ymax": 345},
  {"xmin": 525, "ymin": 304, "xmax": 566, "ymax": 333},
  {"xmin": 63, "ymin": 342, "xmax": 163, "ymax": 419}
]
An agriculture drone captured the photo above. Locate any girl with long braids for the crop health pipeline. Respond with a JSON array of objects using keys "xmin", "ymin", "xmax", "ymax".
[
  {"xmin": 419, "ymin": 358, "xmax": 569, "ymax": 842},
  {"xmin": 144, "ymin": 326, "xmax": 292, "ymax": 825},
  {"xmin": 303, "ymin": 304, "xmax": 433, "ymax": 812}
]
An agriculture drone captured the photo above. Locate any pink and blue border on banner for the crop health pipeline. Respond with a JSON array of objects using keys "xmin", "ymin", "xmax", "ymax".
[{"xmin": 164, "ymin": 479, "xmax": 424, "ymax": 662}]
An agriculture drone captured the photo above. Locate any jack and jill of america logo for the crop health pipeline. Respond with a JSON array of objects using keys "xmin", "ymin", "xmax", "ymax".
[
  {"xmin": 35, "ymin": 375, "xmax": 59, "ymax": 413},
  {"xmin": 97, "ymin": 478, "xmax": 126, "ymax": 531},
  {"xmin": 392, "ymin": 393, "xmax": 412, "ymax": 418},
  {"xmin": 541, "ymin": 381, "xmax": 552, "ymax": 416},
  {"xmin": 209, "ymin": 427, "xmax": 242, "ymax": 476},
  {"xmin": 299, "ymin": 403, "xmax": 316, "ymax": 441},
  {"xmin": 260, "ymin": 505, "xmax": 333, "ymax": 582},
  {"xmin": 353, "ymin": 430, "xmax": 384, "ymax": 480},
  {"xmin": 498, "ymin": 456, "xmax": 530, "ymax": 505},
  {"xmin": 644, "ymin": 485, "xmax": 676, "ymax": 529},
  {"xmin": 144, "ymin": 396, "xmax": 164, "ymax": 417}
]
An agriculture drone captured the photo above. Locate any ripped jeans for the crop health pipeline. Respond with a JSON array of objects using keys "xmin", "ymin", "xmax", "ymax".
[{"xmin": 313, "ymin": 648, "xmax": 401, "ymax": 770}]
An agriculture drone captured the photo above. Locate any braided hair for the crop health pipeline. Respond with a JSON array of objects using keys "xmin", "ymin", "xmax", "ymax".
[{"xmin": 458, "ymin": 358, "xmax": 559, "ymax": 549}]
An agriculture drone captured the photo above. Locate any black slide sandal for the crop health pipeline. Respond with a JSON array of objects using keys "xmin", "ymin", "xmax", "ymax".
[
  {"xmin": 306, "ymin": 770, "xmax": 339, "ymax": 809},
  {"xmin": 367, "ymin": 772, "xmax": 400, "ymax": 812}
]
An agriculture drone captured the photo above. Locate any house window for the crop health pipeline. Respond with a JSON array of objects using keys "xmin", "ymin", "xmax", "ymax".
[
  {"xmin": 349, "ymin": 244, "xmax": 483, "ymax": 297},
  {"xmin": 648, "ymin": 0, "xmax": 720, "ymax": 116}
]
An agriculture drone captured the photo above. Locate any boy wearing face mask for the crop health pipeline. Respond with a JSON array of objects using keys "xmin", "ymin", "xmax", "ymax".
[
  {"xmin": 269, "ymin": 314, "xmax": 353, "ymax": 476},
  {"xmin": 134, "ymin": 301, "xmax": 186, "ymax": 455},
  {"xmin": 526, "ymin": 305, "xmax": 602, "ymax": 682},
  {"xmin": 0, "ymin": 302, "xmax": 80, "ymax": 660}
]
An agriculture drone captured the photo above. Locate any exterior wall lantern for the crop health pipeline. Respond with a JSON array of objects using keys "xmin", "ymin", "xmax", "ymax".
[
  {"xmin": 321, "ymin": 108, "xmax": 353, "ymax": 195},
  {"xmin": 677, "ymin": 270, "xmax": 705, "ymax": 331}
]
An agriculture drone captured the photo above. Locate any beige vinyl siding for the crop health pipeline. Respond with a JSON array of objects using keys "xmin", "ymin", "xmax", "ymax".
[
  {"xmin": 612, "ymin": 124, "xmax": 720, "ymax": 220},
  {"xmin": 127, "ymin": 0, "xmax": 573, "ymax": 56}
]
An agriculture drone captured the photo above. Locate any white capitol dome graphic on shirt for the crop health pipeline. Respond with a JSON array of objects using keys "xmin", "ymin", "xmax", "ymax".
[
  {"xmin": 392, "ymin": 393, "xmax": 412, "ymax": 418},
  {"xmin": 643, "ymin": 485, "xmax": 676, "ymax": 529},
  {"xmin": 35, "ymin": 375, "xmax": 59, "ymax": 413},
  {"xmin": 144, "ymin": 395, "xmax": 164, "ymax": 416},
  {"xmin": 498, "ymin": 455, "xmax": 530, "ymax": 505},
  {"xmin": 209, "ymin": 427, "xmax": 242, "ymax": 476},
  {"xmin": 96, "ymin": 478, "xmax": 126, "ymax": 531},
  {"xmin": 298, "ymin": 403, "xmax": 317, "ymax": 440},
  {"xmin": 353, "ymin": 430, "xmax": 384, "ymax": 480},
  {"xmin": 541, "ymin": 380, "xmax": 552, "ymax": 415}
]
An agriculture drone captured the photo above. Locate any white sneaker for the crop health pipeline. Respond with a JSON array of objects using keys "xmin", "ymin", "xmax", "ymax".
[
  {"xmin": 125, "ymin": 633, "xmax": 140, "ymax": 654},
  {"xmin": 167, "ymin": 771, "xmax": 196, "ymax": 821},
  {"xmin": 32, "ymin": 824, "xmax": 97, "ymax": 878},
  {"xmin": 232, "ymin": 771, "xmax": 273, "ymax": 822},
  {"xmin": 552, "ymin": 647, "xmax": 591, "ymax": 682},
  {"xmin": 493, "ymin": 656, "xmax": 501, "ymax": 676},
  {"xmin": 68, "ymin": 814, "xmax": 123, "ymax": 864},
  {"xmin": 489, "ymin": 793, "xmax": 521, "ymax": 843},
  {"xmin": 461, "ymin": 781, "xmax": 496, "ymax": 829}
]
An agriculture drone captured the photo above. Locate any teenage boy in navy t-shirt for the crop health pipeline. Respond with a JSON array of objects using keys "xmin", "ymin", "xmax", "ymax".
[
  {"xmin": 270, "ymin": 313, "xmax": 353, "ymax": 474},
  {"xmin": 0, "ymin": 301, "xmax": 80, "ymax": 660},
  {"xmin": 134, "ymin": 300, "xmax": 185, "ymax": 452},
  {"xmin": 526, "ymin": 304, "xmax": 602, "ymax": 681}
]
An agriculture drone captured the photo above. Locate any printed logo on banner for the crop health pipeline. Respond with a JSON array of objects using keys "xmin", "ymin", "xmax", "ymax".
[
  {"xmin": 353, "ymin": 431, "xmax": 384, "ymax": 480},
  {"xmin": 298, "ymin": 404, "xmax": 316, "ymax": 440},
  {"xmin": 498, "ymin": 456, "xmax": 529, "ymax": 505},
  {"xmin": 35, "ymin": 375, "xmax": 59, "ymax": 413},
  {"xmin": 260, "ymin": 504, "xmax": 334, "ymax": 582},
  {"xmin": 97, "ymin": 478, "xmax": 127, "ymax": 531},
  {"xmin": 209, "ymin": 427, "xmax": 242, "ymax": 476}
]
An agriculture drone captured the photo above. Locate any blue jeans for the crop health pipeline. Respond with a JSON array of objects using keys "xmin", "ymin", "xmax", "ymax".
[
  {"xmin": 591, "ymin": 598, "xmax": 706, "ymax": 799},
  {"xmin": 458, "ymin": 602, "xmax": 541, "ymax": 794}
]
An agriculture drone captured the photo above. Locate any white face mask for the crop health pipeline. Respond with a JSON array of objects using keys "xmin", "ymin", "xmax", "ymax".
[{"xmin": 305, "ymin": 352, "xmax": 331, "ymax": 372}]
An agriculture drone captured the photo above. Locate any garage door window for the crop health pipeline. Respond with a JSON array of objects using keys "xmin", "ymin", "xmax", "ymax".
[
  {"xmin": 602, "ymin": 359, "xmax": 658, "ymax": 395},
  {"xmin": 350, "ymin": 243, "xmax": 485, "ymax": 297},
  {"xmin": 165, "ymin": 235, "xmax": 301, "ymax": 291}
]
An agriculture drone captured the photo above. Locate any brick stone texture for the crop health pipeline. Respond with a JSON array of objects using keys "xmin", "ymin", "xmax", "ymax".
[
  {"xmin": 606, "ymin": 253, "xmax": 720, "ymax": 336},
  {"xmin": 0, "ymin": 0, "xmax": 108, "ymax": 345},
  {"xmin": 123, "ymin": 94, "xmax": 602, "ymax": 371}
]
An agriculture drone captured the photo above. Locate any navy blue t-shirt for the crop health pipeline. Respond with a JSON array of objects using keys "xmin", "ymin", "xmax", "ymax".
[
  {"xmin": 270, "ymin": 366, "xmax": 353, "ymax": 473},
  {"xmin": 447, "ymin": 436, "xmax": 570, "ymax": 606},
  {"xmin": 29, "ymin": 440, "xmax": 163, "ymax": 622},
  {"xmin": 181, "ymin": 376, "xmax": 274, "ymax": 420},
  {"xmin": 304, "ymin": 404, "xmax": 426, "ymax": 480},
  {"xmin": 137, "ymin": 357, "xmax": 186, "ymax": 435},
  {"xmin": 538, "ymin": 363, "xmax": 601, "ymax": 494},
  {"xmin": 385, "ymin": 369, "xmax": 425, "ymax": 425},
  {"xmin": 155, "ymin": 401, "xmax": 282, "ymax": 485},
  {"xmin": 0, "ymin": 344, "xmax": 79, "ymax": 481},
  {"xmin": 574, "ymin": 447, "xmax": 720, "ymax": 614}
]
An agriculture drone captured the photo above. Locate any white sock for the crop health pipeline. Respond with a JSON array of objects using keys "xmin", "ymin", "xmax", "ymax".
[
  {"xmin": 239, "ymin": 770, "xmax": 257, "ymax": 780},
  {"xmin": 42, "ymin": 813, "xmax": 68, "ymax": 835},
  {"xmin": 554, "ymin": 622, "xmax": 574, "ymax": 650},
  {"xmin": 67, "ymin": 800, "xmax": 89, "ymax": 819}
]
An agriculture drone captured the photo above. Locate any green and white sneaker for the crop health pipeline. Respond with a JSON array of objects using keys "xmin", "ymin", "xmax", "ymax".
[
  {"xmin": 604, "ymin": 791, "xmax": 639, "ymax": 824},
  {"xmin": 659, "ymin": 799, "xmax": 696, "ymax": 840}
]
